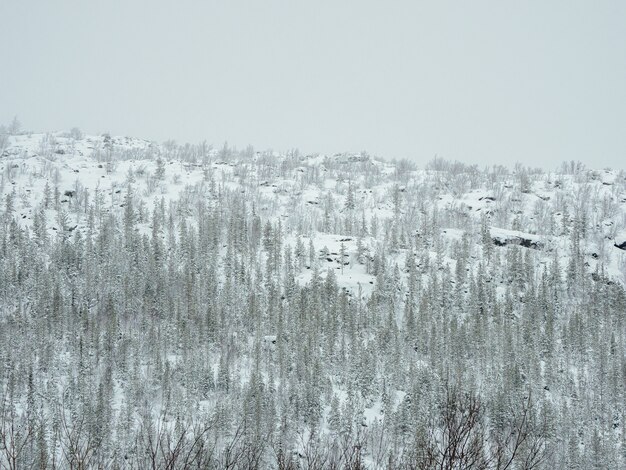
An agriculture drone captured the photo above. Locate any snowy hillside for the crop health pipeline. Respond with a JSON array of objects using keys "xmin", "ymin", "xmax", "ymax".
[{"xmin": 1, "ymin": 130, "xmax": 625, "ymax": 468}]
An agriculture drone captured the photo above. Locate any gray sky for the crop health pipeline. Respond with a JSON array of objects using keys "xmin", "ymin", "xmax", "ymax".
[{"xmin": 1, "ymin": 1, "xmax": 625, "ymax": 169}]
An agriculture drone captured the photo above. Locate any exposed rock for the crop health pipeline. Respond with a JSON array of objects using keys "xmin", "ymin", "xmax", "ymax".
[{"xmin": 491, "ymin": 227, "xmax": 543, "ymax": 250}]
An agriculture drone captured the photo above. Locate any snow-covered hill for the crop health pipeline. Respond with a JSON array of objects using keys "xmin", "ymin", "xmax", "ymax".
[
  {"xmin": 1, "ymin": 130, "xmax": 625, "ymax": 468},
  {"xmin": 3, "ymin": 132, "xmax": 625, "ymax": 289}
]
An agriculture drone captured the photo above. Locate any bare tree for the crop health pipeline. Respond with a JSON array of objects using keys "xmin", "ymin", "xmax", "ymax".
[
  {"xmin": 218, "ymin": 418, "xmax": 268, "ymax": 470},
  {"xmin": 0, "ymin": 388, "xmax": 34, "ymax": 470},
  {"xmin": 411, "ymin": 387, "xmax": 548, "ymax": 470},
  {"xmin": 57, "ymin": 393, "xmax": 98, "ymax": 470},
  {"xmin": 0, "ymin": 125, "xmax": 8, "ymax": 155},
  {"xmin": 132, "ymin": 409, "xmax": 214, "ymax": 470}
]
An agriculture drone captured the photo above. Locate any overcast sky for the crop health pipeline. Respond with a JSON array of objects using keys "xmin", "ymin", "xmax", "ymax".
[{"xmin": 1, "ymin": 1, "xmax": 625, "ymax": 169}]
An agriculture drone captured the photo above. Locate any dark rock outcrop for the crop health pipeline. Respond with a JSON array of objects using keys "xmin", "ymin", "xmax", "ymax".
[{"xmin": 491, "ymin": 228, "xmax": 543, "ymax": 250}]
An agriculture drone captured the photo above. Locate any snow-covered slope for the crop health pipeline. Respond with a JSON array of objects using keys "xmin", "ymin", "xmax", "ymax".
[
  {"xmin": 3, "ymin": 132, "xmax": 625, "ymax": 287},
  {"xmin": 1, "ymin": 130, "xmax": 625, "ymax": 468}
]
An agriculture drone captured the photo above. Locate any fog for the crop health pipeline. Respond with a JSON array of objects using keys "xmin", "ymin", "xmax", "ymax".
[{"xmin": 1, "ymin": 1, "xmax": 625, "ymax": 169}]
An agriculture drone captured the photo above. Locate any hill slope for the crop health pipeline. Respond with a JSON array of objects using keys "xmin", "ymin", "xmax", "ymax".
[{"xmin": 1, "ymin": 131, "xmax": 625, "ymax": 468}]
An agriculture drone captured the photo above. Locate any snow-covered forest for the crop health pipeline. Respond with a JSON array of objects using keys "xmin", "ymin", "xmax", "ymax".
[{"xmin": 0, "ymin": 127, "xmax": 625, "ymax": 469}]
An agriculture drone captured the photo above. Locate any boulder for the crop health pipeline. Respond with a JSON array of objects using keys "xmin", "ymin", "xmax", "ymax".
[{"xmin": 490, "ymin": 227, "xmax": 543, "ymax": 250}]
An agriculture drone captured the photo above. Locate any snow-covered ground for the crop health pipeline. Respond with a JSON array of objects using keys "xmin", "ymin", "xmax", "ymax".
[{"xmin": 1, "ymin": 130, "xmax": 625, "ymax": 468}]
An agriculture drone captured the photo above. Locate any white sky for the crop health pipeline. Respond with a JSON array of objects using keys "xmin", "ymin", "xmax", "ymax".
[{"xmin": 1, "ymin": 1, "xmax": 625, "ymax": 169}]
